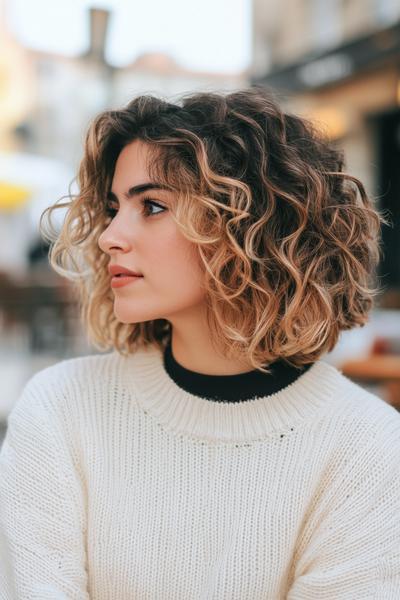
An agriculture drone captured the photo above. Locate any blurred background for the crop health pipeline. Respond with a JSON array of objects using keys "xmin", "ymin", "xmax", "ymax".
[{"xmin": 1, "ymin": 0, "xmax": 400, "ymax": 446}]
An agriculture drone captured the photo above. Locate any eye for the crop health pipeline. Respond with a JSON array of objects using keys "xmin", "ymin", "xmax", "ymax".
[
  {"xmin": 141, "ymin": 197, "xmax": 167, "ymax": 217},
  {"xmin": 104, "ymin": 203, "xmax": 118, "ymax": 218},
  {"xmin": 104, "ymin": 197, "xmax": 166, "ymax": 219}
]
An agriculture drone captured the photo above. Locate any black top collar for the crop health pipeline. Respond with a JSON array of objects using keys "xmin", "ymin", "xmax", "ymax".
[{"xmin": 163, "ymin": 339, "xmax": 313, "ymax": 403}]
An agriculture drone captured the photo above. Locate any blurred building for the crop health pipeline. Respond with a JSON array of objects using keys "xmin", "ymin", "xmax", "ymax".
[
  {"xmin": 5, "ymin": 6, "xmax": 248, "ymax": 170},
  {"xmin": 0, "ymin": 5, "xmax": 248, "ymax": 276},
  {"xmin": 251, "ymin": 0, "xmax": 400, "ymax": 308},
  {"xmin": 0, "ymin": 0, "xmax": 35, "ymax": 150}
]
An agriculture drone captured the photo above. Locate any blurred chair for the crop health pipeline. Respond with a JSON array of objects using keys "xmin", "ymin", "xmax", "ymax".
[{"xmin": 0, "ymin": 270, "xmax": 77, "ymax": 354}]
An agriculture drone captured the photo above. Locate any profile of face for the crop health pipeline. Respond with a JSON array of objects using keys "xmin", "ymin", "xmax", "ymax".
[{"xmin": 97, "ymin": 140, "xmax": 207, "ymax": 325}]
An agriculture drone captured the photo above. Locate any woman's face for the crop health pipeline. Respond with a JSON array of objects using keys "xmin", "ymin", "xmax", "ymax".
[{"xmin": 98, "ymin": 139, "xmax": 207, "ymax": 324}]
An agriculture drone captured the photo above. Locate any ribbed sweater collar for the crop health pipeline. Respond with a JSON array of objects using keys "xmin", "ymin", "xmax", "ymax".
[{"xmin": 121, "ymin": 345, "xmax": 341, "ymax": 444}]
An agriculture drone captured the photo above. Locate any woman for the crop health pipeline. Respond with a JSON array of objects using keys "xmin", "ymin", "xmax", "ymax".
[{"xmin": 0, "ymin": 87, "xmax": 399, "ymax": 599}]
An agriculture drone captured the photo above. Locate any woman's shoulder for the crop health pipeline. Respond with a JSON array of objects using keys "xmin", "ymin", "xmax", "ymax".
[
  {"xmin": 317, "ymin": 360, "xmax": 400, "ymax": 458},
  {"xmin": 26, "ymin": 351, "xmax": 117, "ymax": 396},
  {"xmin": 30, "ymin": 350, "xmax": 116, "ymax": 382},
  {"xmin": 8, "ymin": 351, "xmax": 118, "ymax": 426}
]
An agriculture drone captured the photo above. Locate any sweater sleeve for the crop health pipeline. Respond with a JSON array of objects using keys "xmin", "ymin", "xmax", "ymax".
[
  {"xmin": 0, "ymin": 370, "xmax": 90, "ymax": 600},
  {"xmin": 287, "ymin": 411, "xmax": 400, "ymax": 599}
]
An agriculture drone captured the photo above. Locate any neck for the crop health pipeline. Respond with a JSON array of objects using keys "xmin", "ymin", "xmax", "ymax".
[{"xmin": 167, "ymin": 309, "xmax": 255, "ymax": 376}]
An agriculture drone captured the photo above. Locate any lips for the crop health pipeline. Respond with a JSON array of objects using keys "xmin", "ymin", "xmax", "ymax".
[
  {"xmin": 108, "ymin": 265, "xmax": 143, "ymax": 277},
  {"xmin": 110, "ymin": 272, "xmax": 143, "ymax": 289}
]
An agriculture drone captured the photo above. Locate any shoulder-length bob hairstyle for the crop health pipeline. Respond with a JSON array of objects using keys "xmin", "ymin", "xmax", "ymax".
[{"xmin": 40, "ymin": 86, "xmax": 389, "ymax": 373}]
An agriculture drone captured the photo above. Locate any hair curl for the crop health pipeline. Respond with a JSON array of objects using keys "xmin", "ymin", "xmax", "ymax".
[{"xmin": 40, "ymin": 86, "xmax": 390, "ymax": 373}]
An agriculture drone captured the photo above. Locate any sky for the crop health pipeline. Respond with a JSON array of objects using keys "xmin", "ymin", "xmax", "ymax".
[{"xmin": 5, "ymin": 0, "xmax": 252, "ymax": 74}]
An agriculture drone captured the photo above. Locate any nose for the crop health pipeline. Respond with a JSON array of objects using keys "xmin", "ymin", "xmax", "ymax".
[{"xmin": 98, "ymin": 217, "xmax": 132, "ymax": 255}]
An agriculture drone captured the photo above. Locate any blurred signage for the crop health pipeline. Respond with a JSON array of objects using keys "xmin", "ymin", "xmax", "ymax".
[
  {"xmin": 0, "ymin": 181, "xmax": 31, "ymax": 212},
  {"xmin": 297, "ymin": 53, "xmax": 353, "ymax": 88},
  {"xmin": 253, "ymin": 21, "xmax": 400, "ymax": 92}
]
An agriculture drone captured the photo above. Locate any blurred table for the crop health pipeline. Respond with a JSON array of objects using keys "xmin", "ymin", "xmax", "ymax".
[{"xmin": 340, "ymin": 355, "xmax": 400, "ymax": 409}]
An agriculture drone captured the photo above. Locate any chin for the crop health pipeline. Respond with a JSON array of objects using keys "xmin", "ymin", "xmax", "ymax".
[
  {"xmin": 114, "ymin": 313, "xmax": 144, "ymax": 324},
  {"xmin": 113, "ymin": 307, "xmax": 159, "ymax": 324}
]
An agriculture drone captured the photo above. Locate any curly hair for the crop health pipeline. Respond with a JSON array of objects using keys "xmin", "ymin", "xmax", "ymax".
[{"xmin": 40, "ymin": 86, "xmax": 390, "ymax": 373}]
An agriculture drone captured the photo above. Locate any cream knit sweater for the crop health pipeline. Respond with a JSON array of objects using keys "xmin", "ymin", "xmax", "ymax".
[{"xmin": 0, "ymin": 345, "xmax": 399, "ymax": 599}]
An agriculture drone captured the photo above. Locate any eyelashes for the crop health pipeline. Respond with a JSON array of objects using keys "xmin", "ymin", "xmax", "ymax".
[{"xmin": 104, "ymin": 196, "xmax": 167, "ymax": 219}]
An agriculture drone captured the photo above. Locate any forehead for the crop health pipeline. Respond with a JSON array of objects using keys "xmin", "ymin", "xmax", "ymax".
[{"xmin": 112, "ymin": 140, "xmax": 152, "ymax": 187}]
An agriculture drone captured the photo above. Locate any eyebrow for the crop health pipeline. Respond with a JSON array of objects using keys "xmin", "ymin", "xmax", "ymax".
[{"xmin": 107, "ymin": 182, "xmax": 169, "ymax": 202}]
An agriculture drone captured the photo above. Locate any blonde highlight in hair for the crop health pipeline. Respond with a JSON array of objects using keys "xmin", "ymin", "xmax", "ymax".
[{"xmin": 40, "ymin": 87, "xmax": 390, "ymax": 373}]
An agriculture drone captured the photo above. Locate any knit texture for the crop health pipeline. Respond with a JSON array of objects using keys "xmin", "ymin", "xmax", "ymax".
[{"xmin": 0, "ymin": 345, "xmax": 399, "ymax": 599}]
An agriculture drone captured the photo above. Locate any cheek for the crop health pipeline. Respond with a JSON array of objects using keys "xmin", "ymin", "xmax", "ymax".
[{"xmin": 149, "ymin": 229, "xmax": 204, "ymax": 294}]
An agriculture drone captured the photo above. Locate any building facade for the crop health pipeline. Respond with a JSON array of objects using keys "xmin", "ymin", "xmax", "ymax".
[
  {"xmin": 1, "ymin": 6, "xmax": 248, "ymax": 276},
  {"xmin": 251, "ymin": 0, "xmax": 400, "ymax": 308},
  {"xmin": 5, "ymin": 7, "xmax": 248, "ymax": 170}
]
